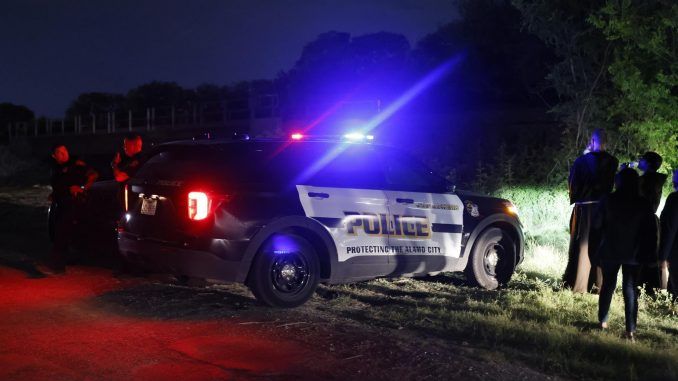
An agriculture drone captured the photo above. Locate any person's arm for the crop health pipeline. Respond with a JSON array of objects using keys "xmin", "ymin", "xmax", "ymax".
[
  {"xmin": 111, "ymin": 152, "xmax": 130, "ymax": 183},
  {"xmin": 568, "ymin": 160, "xmax": 580, "ymax": 204},
  {"xmin": 83, "ymin": 167, "xmax": 98, "ymax": 190},
  {"xmin": 69, "ymin": 160, "xmax": 98, "ymax": 196},
  {"xmin": 659, "ymin": 194, "xmax": 678, "ymax": 262}
]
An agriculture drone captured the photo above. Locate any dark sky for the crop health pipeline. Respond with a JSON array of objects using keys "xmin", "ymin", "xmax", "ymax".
[{"xmin": 0, "ymin": 0, "xmax": 458, "ymax": 117}]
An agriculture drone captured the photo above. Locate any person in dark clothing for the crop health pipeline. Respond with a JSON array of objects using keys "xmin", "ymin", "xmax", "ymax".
[
  {"xmin": 564, "ymin": 129, "xmax": 619, "ymax": 293},
  {"xmin": 111, "ymin": 133, "xmax": 143, "ymax": 212},
  {"xmin": 45, "ymin": 144, "xmax": 98, "ymax": 274},
  {"xmin": 659, "ymin": 170, "xmax": 678, "ymax": 297},
  {"xmin": 595, "ymin": 168, "xmax": 657, "ymax": 341},
  {"xmin": 636, "ymin": 151, "xmax": 667, "ymax": 292},
  {"xmin": 638, "ymin": 151, "xmax": 667, "ymax": 213}
]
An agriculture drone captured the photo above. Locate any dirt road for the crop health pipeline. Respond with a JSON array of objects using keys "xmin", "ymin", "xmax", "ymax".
[{"xmin": 0, "ymin": 186, "xmax": 560, "ymax": 380}]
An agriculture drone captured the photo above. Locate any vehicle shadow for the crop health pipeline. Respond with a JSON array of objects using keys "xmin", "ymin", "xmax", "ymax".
[{"xmin": 93, "ymin": 281, "xmax": 281, "ymax": 320}]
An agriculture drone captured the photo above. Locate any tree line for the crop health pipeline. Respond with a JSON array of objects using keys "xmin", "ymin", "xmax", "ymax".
[{"xmin": 1, "ymin": 0, "xmax": 675, "ymax": 188}]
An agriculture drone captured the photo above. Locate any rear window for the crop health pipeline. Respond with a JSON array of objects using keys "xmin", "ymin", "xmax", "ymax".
[{"xmin": 134, "ymin": 142, "xmax": 386, "ymax": 190}]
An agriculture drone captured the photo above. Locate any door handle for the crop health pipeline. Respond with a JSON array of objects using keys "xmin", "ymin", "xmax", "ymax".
[
  {"xmin": 308, "ymin": 192, "xmax": 330, "ymax": 199},
  {"xmin": 396, "ymin": 198, "xmax": 414, "ymax": 204}
]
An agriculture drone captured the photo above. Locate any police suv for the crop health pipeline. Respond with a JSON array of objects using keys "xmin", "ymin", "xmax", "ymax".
[{"xmin": 116, "ymin": 134, "xmax": 524, "ymax": 307}]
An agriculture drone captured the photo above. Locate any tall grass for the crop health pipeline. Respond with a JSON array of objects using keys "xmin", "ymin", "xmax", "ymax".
[
  {"xmin": 323, "ymin": 186, "xmax": 677, "ymax": 380},
  {"xmin": 496, "ymin": 186, "xmax": 571, "ymax": 279}
]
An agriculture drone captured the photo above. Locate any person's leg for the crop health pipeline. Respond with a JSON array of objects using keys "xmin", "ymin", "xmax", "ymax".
[
  {"xmin": 47, "ymin": 204, "xmax": 76, "ymax": 272},
  {"xmin": 598, "ymin": 262, "xmax": 620, "ymax": 327},
  {"xmin": 573, "ymin": 205, "xmax": 593, "ymax": 293},
  {"xmin": 563, "ymin": 206, "xmax": 581, "ymax": 288},
  {"xmin": 669, "ymin": 261, "xmax": 678, "ymax": 299},
  {"xmin": 621, "ymin": 264, "xmax": 641, "ymax": 334}
]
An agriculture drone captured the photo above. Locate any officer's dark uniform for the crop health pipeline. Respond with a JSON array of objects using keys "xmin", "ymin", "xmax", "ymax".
[
  {"xmin": 659, "ymin": 191, "xmax": 678, "ymax": 297},
  {"xmin": 111, "ymin": 150, "xmax": 142, "ymax": 211},
  {"xmin": 563, "ymin": 150, "xmax": 619, "ymax": 292},
  {"xmin": 48, "ymin": 157, "xmax": 96, "ymax": 271}
]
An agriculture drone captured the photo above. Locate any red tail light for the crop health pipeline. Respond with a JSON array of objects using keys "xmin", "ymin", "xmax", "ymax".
[
  {"xmin": 124, "ymin": 184, "xmax": 129, "ymax": 212},
  {"xmin": 188, "ymin": 191, "xmax": 210, "ymax": 220}
]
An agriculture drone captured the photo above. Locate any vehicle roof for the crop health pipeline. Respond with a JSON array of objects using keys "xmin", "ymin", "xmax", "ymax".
[{"xmin": 154, "ymin": 138, "xmax": 387, "ymax": 149}]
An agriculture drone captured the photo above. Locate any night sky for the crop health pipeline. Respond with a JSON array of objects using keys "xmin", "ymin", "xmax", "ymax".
[{"xmin": 0, "ymin": 0, "xmax": 458, "ymax": 117}]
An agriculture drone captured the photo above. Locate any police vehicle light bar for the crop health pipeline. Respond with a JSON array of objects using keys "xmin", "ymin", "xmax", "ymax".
[{"xmin": 343, "ymin": 132, "xmax": 374, "ymax": 142}]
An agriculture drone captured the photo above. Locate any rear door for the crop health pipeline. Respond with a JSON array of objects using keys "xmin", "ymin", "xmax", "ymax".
[
  {"xmin": 295, "ymin": 144, "xmax": 392, "ymax": 279},
  {"xmin": 125, "ymin": 146, "xmax": 207, "ymax": 242},
  {"xmin": 383, "ymin": 154, "xmax": 464, "ymax": 274}
]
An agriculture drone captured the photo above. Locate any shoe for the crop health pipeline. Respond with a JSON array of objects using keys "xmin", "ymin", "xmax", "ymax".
[
  {"xmin": 599, "ymin": 322, "xmax": 609, "ymax": 330},
  {"xmin": 624, "ymin": 331, "xmax": 636, "ymax": 342}
]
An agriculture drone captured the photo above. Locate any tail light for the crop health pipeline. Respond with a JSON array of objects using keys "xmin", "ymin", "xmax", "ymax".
[
  {"xmin": 188, "ymin": 192, "xmax": 210, "ymax": 220},
  {"xmin": 124, "ymin": 184, "xmax": 129, "ymax": 212}
]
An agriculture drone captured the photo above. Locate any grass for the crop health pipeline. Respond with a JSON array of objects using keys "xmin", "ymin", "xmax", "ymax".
[{"xmin": 319, "ymin": 186, "xmax": 678, "ymax": 380}]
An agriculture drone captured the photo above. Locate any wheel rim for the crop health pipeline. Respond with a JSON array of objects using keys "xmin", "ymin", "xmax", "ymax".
[
  {"xmin": 483, "ymin": 243, "xmax": 504, "ymax": 277},
  {"xmin": 270, "ymin": 252, "xmax": 310, "ymax": 294}
]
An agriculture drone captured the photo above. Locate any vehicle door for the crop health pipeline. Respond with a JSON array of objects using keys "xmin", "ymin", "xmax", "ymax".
[
  {"xmin": 383, "ymin": 154, "xmax": 464, "ymax": 274},
  {"xmin": 296, "ymin": 144, "xmax": 392, "ymax": 279}
]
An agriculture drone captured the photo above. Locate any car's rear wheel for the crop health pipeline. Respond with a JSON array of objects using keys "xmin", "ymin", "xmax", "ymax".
[
  {"xmin": 248, "ymin": 234, "xmax": 319, "ymax": 308},
  {"xmin": 465, "ymin": 227, "xmax": 516, "ymax": 290}
]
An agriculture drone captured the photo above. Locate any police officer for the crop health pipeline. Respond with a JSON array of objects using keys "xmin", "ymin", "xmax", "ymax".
[
  {"xmin": 44, "ymin": 144, "xmax": 98, "ymax": 274},
  {"xmin": 111, "ymin": 133, "xmax": 143, "ymax": 211},
  {"xmin": 563, "ymin": 128, "xmax": 619, "ymax": 293},
  {"xmin": 659, "ymin": 170, "xmax": 678, "ymax": 297}
]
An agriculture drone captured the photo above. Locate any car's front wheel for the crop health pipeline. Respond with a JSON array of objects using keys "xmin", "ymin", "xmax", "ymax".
[
  {"xmin": 248, "ymin": 234, "xmax": 320, "ymax": 308},
  {"xmin": 465, "ymin": 227, "xmax": 516, "ymax": 290}
]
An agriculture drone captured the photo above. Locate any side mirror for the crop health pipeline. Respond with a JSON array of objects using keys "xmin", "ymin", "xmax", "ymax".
[{"xmin": 446, "ymin": 184, "xmax": 456, "ymax": 193}]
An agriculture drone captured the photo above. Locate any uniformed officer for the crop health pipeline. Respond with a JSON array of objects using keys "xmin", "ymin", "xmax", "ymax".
[
  {"xmin": 563, "ymin": 128, "xmax": 619, "ymax": 293},
  {"xmin": 111, "ymin": 133, "xmax": 143, "ymax": 211},
  {"xmin": 659, "ymin": 170, "xmax": 678, "ymax": 297},
  {"xmin": 44, "ymin": 144, "xmax": 98, "ymax": 274}
]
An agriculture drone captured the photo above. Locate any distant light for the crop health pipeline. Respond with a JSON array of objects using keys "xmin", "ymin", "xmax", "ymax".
[
  {"xmin": 291, "ymin": 133, "xmax": 304, "ymax": 140},
  {"xmin": 343, "ymin": 132, "xmax": 374, "ymax": 142},
  {"xmin": 125, "ymin": 213, "xmax": 131, "ymax": 222}
]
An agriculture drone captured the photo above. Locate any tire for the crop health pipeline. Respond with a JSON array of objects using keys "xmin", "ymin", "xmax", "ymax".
[
  {"xmin": 247, "ymin": 234, "xmax": 320, "ymax": 308},
  {"xmin": 465, "ymin": 227, "xmax": 516, "ymax": 290}
]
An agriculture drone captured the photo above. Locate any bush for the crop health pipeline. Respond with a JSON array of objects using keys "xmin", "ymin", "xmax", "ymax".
[{"xmin": 495, "ymin": 186, "xmax": 571, "ymax": 279}]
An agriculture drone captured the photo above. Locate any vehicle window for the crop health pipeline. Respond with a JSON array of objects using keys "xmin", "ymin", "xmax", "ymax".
[
  {"xmin": 134, "ymin": 142, "xmax": 388, "ymax": 191},
  {"xmin": 302, "ymin": 145, "xmax": 386, "ymax": 189},
  {"xmin": 384, "ymin": 153, "xmax": 448, "ymax": 193}
]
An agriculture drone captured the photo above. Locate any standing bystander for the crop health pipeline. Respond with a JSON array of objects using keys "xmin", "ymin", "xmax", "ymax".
[
  {"xmin": 595, "ymin": 168, "xmax": 657, "ymax": 340},
  {"xmin": 637, "ymin": 151, "xmax": 667, "ymax": 292},
  {"xmin": 659, "ymin": 170, "xmax": 678, "ymax": 297}
]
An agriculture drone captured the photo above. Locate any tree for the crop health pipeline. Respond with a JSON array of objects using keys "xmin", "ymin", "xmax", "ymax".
[
  {"xmin": 0, "ymin": 103, "xmax": 34, "ymax": 141},
  {"xmin": 65, "ymin": 92, "xmax": 126, "ymax": 119},
  {"xmin": 512, "ymin": 0, "xmax": 615, "ymax": 163},
  {"xmin": 589, "ymin": 0, "xmax": 678, "ymax": 168},
  {"xmin": 126, "ymin": 81, "xmax": 193, "ymax": 111}
]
